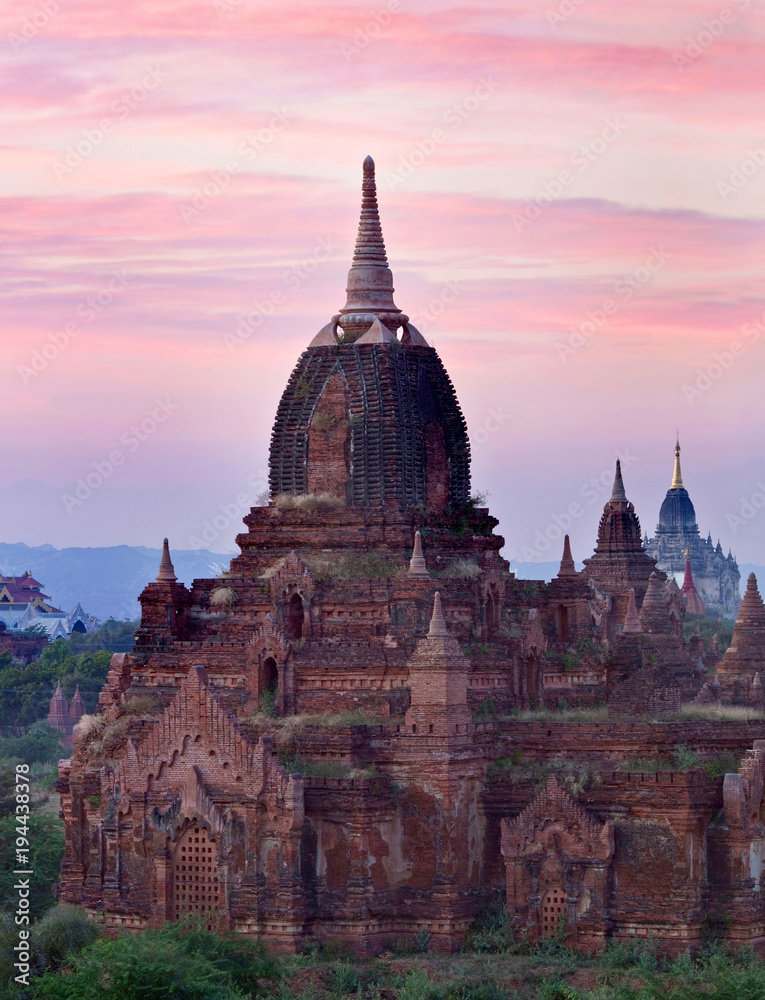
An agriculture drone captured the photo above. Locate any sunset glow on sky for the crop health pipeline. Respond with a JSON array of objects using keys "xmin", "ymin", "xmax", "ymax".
[{"xmin": 4, "ymin": 0, "xmax": 765, "ymax": 567}]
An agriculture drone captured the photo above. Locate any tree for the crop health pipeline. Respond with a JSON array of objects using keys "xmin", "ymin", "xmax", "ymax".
[{"xmin": 0, "ymin": 812, "xmax": 64, "ymax": 921}]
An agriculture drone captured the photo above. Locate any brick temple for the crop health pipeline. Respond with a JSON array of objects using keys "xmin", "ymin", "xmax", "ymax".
[{"xmin": 58, "ymin": 158, "xmax": 765, "ymax": 956}]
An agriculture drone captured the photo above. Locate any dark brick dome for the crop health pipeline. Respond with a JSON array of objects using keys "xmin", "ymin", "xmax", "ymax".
[
  {"xmin": 268, "ymin": 158, "xmax": 470, "ymax": 510},
  {"xmin": 658, "ymin": 487, "xmax": 697, "ymax": 532}
]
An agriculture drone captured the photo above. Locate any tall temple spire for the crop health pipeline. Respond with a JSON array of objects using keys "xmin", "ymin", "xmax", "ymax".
[
  {"xmin": 156, "ymin": 538, "xmax": 177, "ymax": 583},
  {"xmin": 671, "ymin": 436, "xmax": 683, "ymax": 489},
  {"xmin": 333, "ymin": 156, "xmax": 407, "ymax": 342},
  {"xmin": 611, "ymin": 459, "xmax": 627, "ymax": 502},
  {"xmin": 353, "ymin": 155, "xmax": 388, "ymax": 267}
]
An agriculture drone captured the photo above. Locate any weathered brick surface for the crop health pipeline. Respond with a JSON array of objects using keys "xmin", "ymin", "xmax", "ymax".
[{"xmin": 55, "ymin": 160, "xmax": 765, "ymax": 956}]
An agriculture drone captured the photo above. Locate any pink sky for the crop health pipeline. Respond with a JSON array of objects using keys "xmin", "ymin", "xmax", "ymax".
[{"xmin": 4, "ymin": 0, "xmax": 765, "ymax": 568}]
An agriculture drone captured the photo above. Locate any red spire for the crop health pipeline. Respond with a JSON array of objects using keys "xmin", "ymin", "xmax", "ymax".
[{"xmin": 681, "ymin": 551, "xmax": 705, "ymax": 615}]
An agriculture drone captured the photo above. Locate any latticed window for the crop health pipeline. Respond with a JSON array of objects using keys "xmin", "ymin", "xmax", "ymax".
[
  {"xmin": 541, "ymin": 885, "xmax": 567, "ymax": 937},
  {"xmin": 172, "ymin": 824, "xmax": 221, "ymax": 930}
]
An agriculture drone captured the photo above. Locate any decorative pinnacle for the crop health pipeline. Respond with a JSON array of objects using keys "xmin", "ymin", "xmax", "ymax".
[
  {"xmin": 558, "ymin": 534, "xmax": 577, "ymax": 577},
  {"xmin": 622, "ymin": 588, "xmax": 642, "ymax": 634},
  {"xmin": 639, "ymin": 573, "xmax": 667, "ymax": 631},
  {"xmin": 671, "ymin": 437, "xmax": 684, "ymax": 489},
  {"xmin": 408, "ymin": 530, "xmax": 430, "ymax": 578},
  {"xmin": 156, "ymin": 538, "xmax": 177, "ymax": 583},
  {"xmin": 353, "ymin": 156, "xmax": 388, "ymax": 268},
  {"xmin": 610, "ymin": 459, "xmax": 627, "ymax": 502},
  {"xmin": 428, "ymin": 591, "xmax": 449, "ymax": 637}
]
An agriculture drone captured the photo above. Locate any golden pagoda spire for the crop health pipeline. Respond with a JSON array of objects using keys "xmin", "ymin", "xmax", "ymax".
[{"xmin": 671, "ymin": 436, "xmax": 683, "ymax": 489}]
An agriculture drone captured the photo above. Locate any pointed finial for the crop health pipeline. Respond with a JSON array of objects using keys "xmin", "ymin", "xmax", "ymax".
[
  {"xmin": 622, "ymin": 588, "xmax": 642, "ymax": 633},
  {"xmin": 428, "ymin": 592, "xmax": 449, "ymax": 637},
  {"xmin": 408, "ymin": 531, "xmax": 430, "ymax": 578},
  {"xmin": 610, "ymin": 459, "xmax": 627, "ymax": 502},
  {"xmin": 333, "ymin": 157, "xmax": 407, "ymax": 342},
  {"xmin": 671, "ymin": 437, "xmax": 684, "ymax": 489},
  {"xmin": 558, "ymin": 534, "xmax": 577, "ymax": 577},
  {"xmin": 156, "ymin": 538, "xmax": 177, "ymax": 583},
  {"xmin": 353, "ymin": 156, "xmax": 387, "ymax": 268}
]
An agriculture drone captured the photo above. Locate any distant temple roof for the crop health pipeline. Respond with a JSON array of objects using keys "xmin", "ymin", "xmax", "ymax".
[
  {"xmin": 657, "ymin": 439, "xmax": 698, "ymax": 534},
  {"xmin": 0, "ymin": 569, "xmax": 96, "ymax": 636},
  {"xmin": 0, "ymin": 570, "xmax": 58, "ymax": 609}
]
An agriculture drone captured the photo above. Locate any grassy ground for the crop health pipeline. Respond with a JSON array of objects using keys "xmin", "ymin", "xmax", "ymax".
[{"xmin": 5, "ymin": 906, "xmax": 764, "ymax": 1000}]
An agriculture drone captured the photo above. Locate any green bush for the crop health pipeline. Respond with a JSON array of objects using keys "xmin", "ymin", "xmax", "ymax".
[
  {"xmin": 601, "ymin": 936, "xmax": 659, "ymax": 972},
  {"xmin": 331, "ymin": 963, "xmax": 362, "ymax": 995},
  {"xmin": 259, "ymin": 688, "xmax": 279, "ymax": 718},
  {"xmin": 399, "ymin": 969, "xmax": 439, "ymax": 1000},
  {"xmin": 31, "ymin": 917, "xmax": 280, "ymax": 999},
  {"xmin": 29, "ymin": 904, "xmax": 99, "ymax": 975},
  {"xmin": 462, "ymin": 896, "xmax": 516, "ymax": 954}
]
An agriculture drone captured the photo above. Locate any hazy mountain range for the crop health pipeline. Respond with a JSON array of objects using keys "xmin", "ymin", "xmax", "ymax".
[{"xmin": 0, "ymin": 543, "xmax": 758, "ymax": 624}]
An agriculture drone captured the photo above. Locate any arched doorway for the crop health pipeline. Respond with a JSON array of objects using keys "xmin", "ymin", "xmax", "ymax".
[
  {"xmin": 541, "ymin": 885, "xmax": 567, "ymax": 938},
  {"xmin": 262, "ymin": 656, "xmax": 278, "ymax": 693},
  {"xmin": 171, "ymin": 823, "xmax": 221, "ymax": 930},
  {"xmin": 71, "ymin": 619, "xmax": 87, "ymax": 634},
  {"xmin": 285, "ymin": 593, "xmax": 304, "ymax": 640}
]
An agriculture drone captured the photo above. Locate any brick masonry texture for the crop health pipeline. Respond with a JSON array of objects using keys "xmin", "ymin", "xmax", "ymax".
[{"xmin": 55, "ymin": 159, "xmax": 765, "ymax": 956}]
